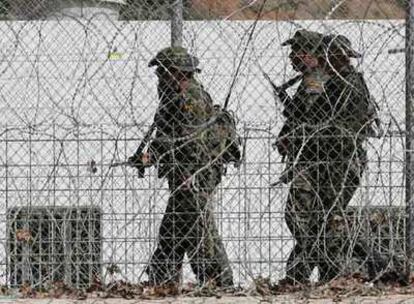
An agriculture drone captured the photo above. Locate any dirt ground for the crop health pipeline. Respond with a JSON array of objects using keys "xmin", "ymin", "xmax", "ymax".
[{"xmin": 1, "ymin": 295, "xmax": 414, "ymax": 304}]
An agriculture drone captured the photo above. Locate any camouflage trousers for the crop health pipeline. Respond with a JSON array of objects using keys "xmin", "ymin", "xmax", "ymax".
[
  {"xmin": 146, "ymin": 174, "xmax": 233, "ymax": 287},
  {"xmin": 284, "ymin": 161, "xmax": 379, "ymax": 284}
]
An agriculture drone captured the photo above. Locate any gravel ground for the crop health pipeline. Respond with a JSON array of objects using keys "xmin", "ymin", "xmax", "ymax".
[{"xmin": 1, "ymin": 295, "xmax": 414, "ymax": 304}]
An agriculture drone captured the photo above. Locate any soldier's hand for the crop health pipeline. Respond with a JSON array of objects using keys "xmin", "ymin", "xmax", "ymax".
[
  {"xmin": 127, "ymin": 153, "xmax": 141, "ymax": 168},
  {"xmin": 275, "ymin": 138, "xmax": 289, "ymax": 157},
  {"xmin": 127, "ymin": 152, "xmax": 152, "ymax": 169},
  {"xmin": 375, "ymin": 124, "xmax": 384, "ymax": 138}
]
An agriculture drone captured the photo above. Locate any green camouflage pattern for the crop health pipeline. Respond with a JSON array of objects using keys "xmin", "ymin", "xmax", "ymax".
[
  {"xmin": 148, "ymin": 46, "xmax": 201, "ymax": 72},
  {"xmin": 282, "ymin": 29, "xmax": 325, "ymax": 54},
  {"xmin": 159, "ymin": 78, "xmax": 240, "ymax": 187},
  {"xmin": 146, "ymin": 185, "xmax": 233, "ymax": 286},
  {"xmin": 285, "ymin": 161, "xmax": 363, "ymax": 283},
  {"xmin": 146, "ymin": 71, "xmax": 239, "ymax": 287},
  {"xmin": 322, "ymin": 34, "xmax": 361, "ymax": 58},
  {"xmin": 279, "ymin": 64, "xmax": 378, "ymax": 284}
]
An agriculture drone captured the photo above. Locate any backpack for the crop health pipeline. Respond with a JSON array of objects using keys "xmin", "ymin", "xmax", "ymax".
[
  {"xmin": 360, "ymin": 74, "xmax": 382, "ymax": 138},
  {"xmin": 206, "ymin": 105, "xmax": 241, "ymax": 166}
]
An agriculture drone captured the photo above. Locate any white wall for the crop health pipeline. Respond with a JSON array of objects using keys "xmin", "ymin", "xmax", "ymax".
[{"xmin": 0, "ymin": 19, "xmax": 405, "ymax": 284}]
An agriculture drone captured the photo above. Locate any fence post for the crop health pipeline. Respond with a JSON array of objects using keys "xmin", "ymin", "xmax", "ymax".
[
  {"xmin": 406, "ymin": 0, "xmax": 414, "ymax": 277},
  {"xmin": 171, "ymin": 0, "xmax": 183, "ymax": 47}
]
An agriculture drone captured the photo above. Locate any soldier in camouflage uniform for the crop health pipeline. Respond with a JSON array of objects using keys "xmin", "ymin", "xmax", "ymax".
[
  {"xmin": 277, "ymin": 30, "xmax": 379, "ymax": 284},
  {"xmin": 129, "ymin": 47, "xmax": 240, "ymax": 287}
]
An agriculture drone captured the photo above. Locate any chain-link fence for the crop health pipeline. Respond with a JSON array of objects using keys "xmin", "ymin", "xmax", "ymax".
[{"xmin": 0, "ymin": 0, "xmax": 409, "ymax": 293}]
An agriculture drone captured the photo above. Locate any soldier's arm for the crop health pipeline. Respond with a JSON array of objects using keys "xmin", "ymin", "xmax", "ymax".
[
  {"xmin": 145, "ymin": 100, "xmax": 178, "ymax": 164},
  {"xmin": 128, "ymin": 96, "xmax": 174, "ymax": 169},
  {"xmin": 198, "ymin": 79, "xmax": 242, "ymax": 165},
  {"xmin": 282, "ymin": 81, "xmax": 309, "ymax": 121},
  {"xmin": 200, "ymin": 83, "xmax": 214, "ymax": 107},
  {"xmin": 357, "ymin": 73, "xmax": 382, "ymax": 137},
  {"xmin": 335, "ymin": 73, "xmax": 372, "ymax": 134}
]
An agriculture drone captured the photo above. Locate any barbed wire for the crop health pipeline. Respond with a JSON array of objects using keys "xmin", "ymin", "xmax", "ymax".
[{"xmin": 0, "ymin": 0, "xmax": 408, "ymax": 296}]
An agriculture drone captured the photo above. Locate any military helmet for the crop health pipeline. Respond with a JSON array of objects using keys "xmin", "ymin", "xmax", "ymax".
[
  {"xmin": 148, "ymin": 46, "xmax": 201, "ymax": 72},
  {"xmin": 282, "ymin": 29, "xmax": 324, "ymax": 55},
  {"xmin": 322, "ymin": 34, "xmax": 361, "ymax": 58}
]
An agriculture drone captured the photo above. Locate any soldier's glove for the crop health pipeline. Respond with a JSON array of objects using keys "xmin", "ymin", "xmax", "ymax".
[
  {"xmin": 127, "ymin": 152, "xmax": 152, "ymax": 178},
  {"xmin": 274, "ymin": 137, "xmax": 289, "ymax": 158},
  {"xmin": 128, "ymin": 152, "xmax": 152, "ymax": 166}
]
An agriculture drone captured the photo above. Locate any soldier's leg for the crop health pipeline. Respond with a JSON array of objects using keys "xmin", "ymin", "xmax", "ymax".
[
  {"xmin": 285, "ymin": 184, "xmax": 320, "ymax": 284},
  {"xmin": 185, "ymin": 190, "xmax": 233, "ymax": 287},
  {"xmin": 206, "ymin": 223, "xmax": 234, "ymax": 287},
  {"xmin": 318, "ymin": 164, "xmax": 361, "ymax": 282},
  {"xmin": 146, "ymin": 190, "xmax": 188, "ymax": 284}
]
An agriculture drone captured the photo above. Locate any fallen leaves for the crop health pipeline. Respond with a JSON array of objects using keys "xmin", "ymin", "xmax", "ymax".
[{"xmin": 10, "ymin": 272, "xmax": 414, "ymax": 301}]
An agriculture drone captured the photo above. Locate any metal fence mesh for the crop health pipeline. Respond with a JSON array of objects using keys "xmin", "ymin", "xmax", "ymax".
[{"xmin": 0, "ymin": 0, "xmax": 408, "ymax": 291}]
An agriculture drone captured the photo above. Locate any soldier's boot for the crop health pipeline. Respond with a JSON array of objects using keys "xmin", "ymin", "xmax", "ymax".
[
  {"xmin": 318, "ymin": 264, "xmax": 338, "ymax": 283},
  {"xmin": 146, "ymin": 247, "xmax": 182, "ymax": 285},
  {"xmin": 284, "ymin": 244, "xmax": 313, "ymax": 285},
  {"xmin": 216, "ymin": 264, "xmax": 234, "ymax": 287},
  {"xmin": 189, "ymin": 238, "xmax": 234, "ymax": 288},
  {"xmin": 146, "ymin": 263, "xmax": 181, "ymax": 286},
  {"xmin": 192, "ymin": 261, "xmax": 233, "ymax": 288},
  {"xmin": 367, "ymin": 252, "xmax": 407, "ymax": 284},
  {"xmin": 206, "ymin": 260, "xmax": 234, "ymax": 287}
]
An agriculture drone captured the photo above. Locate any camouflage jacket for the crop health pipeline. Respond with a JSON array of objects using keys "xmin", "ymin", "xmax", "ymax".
[
  {"xmin": 149, "ymin": 78, "xmax": 240, "ymax": 186},
  {"xmin": 278, "ymin": 66, "xmax": 373, "ymax": 163}
]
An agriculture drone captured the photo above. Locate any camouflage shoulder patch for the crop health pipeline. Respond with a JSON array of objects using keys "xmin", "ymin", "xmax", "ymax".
[
  {"xmin": 186, "ymin": 79, "xmax": 204, "ymax": 100},
  {"xmin": 305, "ymin": 79, "xmax": 324, "ymax": 94},
  {"xmin": 304, "ymin": 71, "xmax": 329, "ymax": 94},
  {"xmin": 177, "ymin": 79, "xmax": 213, "ymax": 125}
]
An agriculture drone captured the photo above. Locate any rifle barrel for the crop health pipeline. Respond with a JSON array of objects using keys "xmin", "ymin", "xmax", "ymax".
[
  {"xmin": 280, "ymin": 75, "xmax": 302, "ymax": 90},
  {"xmin": 263, "ymin": 72, "xmax": 302, "ymax": 93},
  {"xmin": 110, "ymin": 161, "xmax": 130, "ymax": 168},
  {"xmin": 388, "ymin": 48, "xmax": 404, "ymax": 54},
  {"xmin": 134, "ymin": 123, "xmax": 156, "ymax": 156}
]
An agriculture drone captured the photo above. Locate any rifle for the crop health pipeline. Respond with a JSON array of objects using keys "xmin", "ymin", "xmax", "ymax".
[
  {"xmin": 111, "ymin": 122, "xmax": 156, "ymax": 178},
  {"xmin": 261, "ymin": 73, "xmax": 304, "ymax": 186},
  {"xmin": 263, "ymin": 72, "xmax": 303, "ymax": 153},
  {"xmin": 262, "ymin": 73, "xmax": 302, "ymax": 106},
  {"xmin": 110, "ymin": 161, "xmax": 130, "ymax": 168}
]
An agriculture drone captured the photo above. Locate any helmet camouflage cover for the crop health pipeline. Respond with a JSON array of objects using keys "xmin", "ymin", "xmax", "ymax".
[
  {"xmin": 322, "ymin": 34, "xmax": 361, "ymax": 58},
  {"xmin": 148, "ymin": 46, "xmax": 201, "ymax": 72},
  {"xmin": 282, "ymin": 29, "xmax": 324, "ymax": 55}
]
